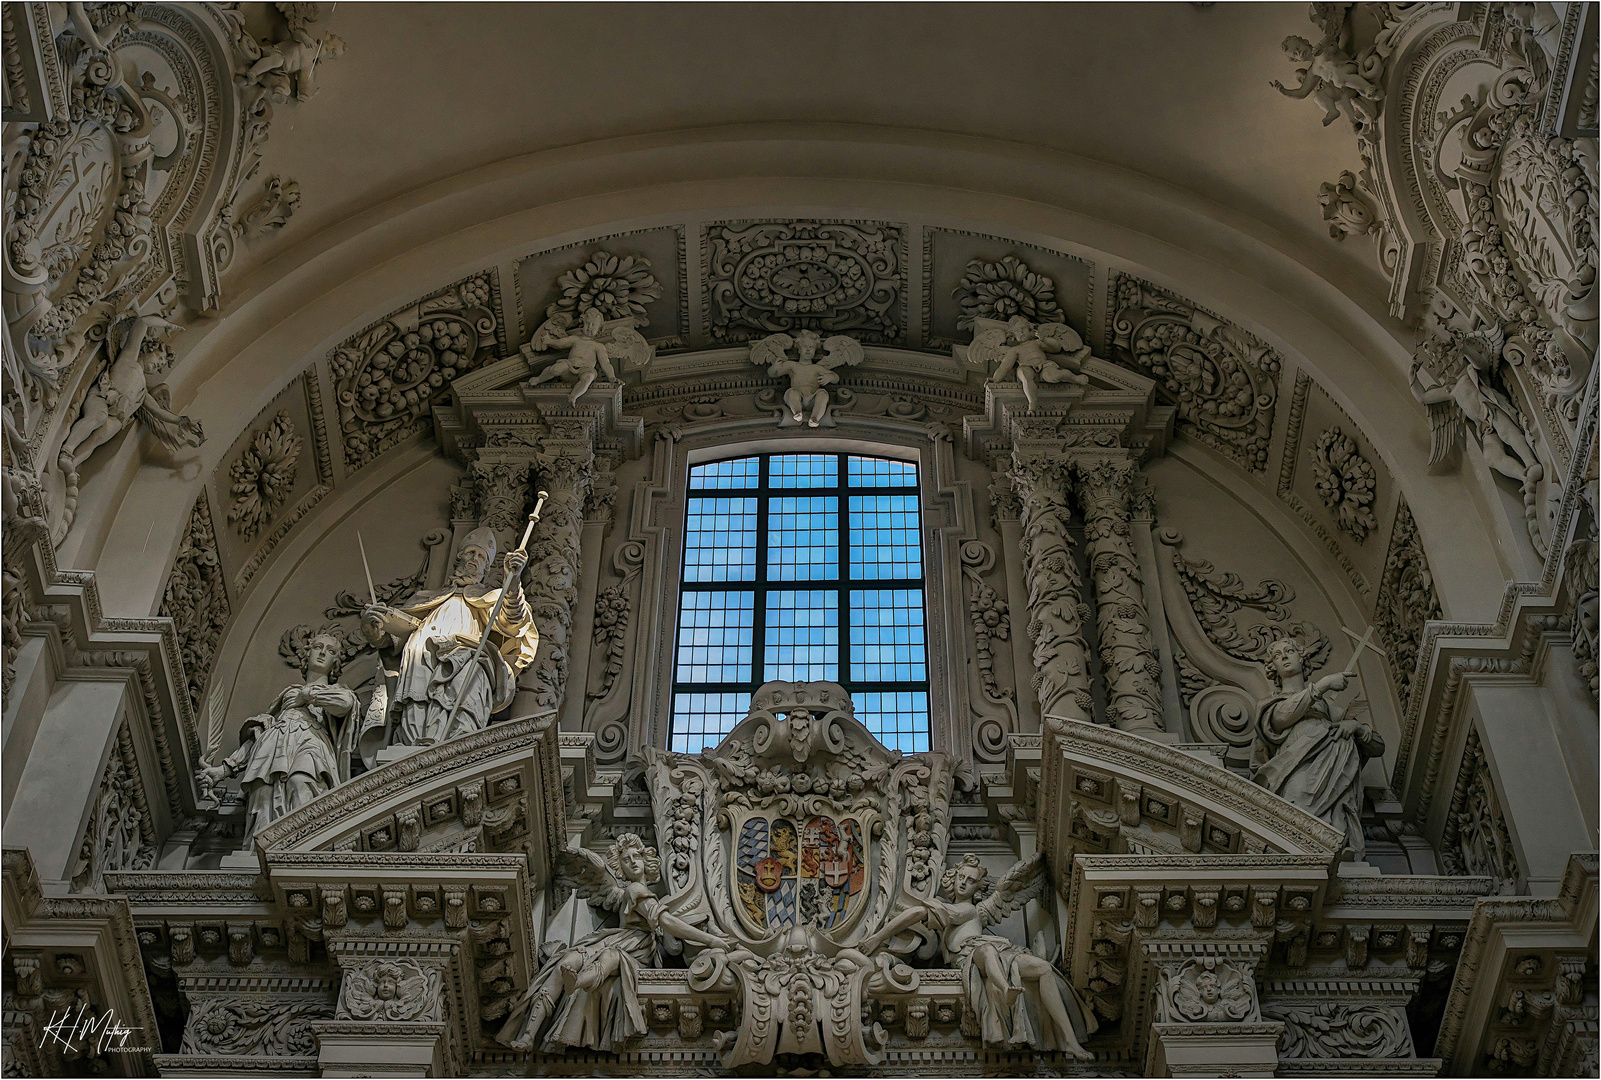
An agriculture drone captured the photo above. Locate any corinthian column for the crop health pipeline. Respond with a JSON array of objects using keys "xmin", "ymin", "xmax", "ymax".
[
  {"xmin": 1075, "ymin": 456, "xmax": 1166, "ymax": 735},
  {"xmin": 521, "ymin": 445, "xmax": 593, "ymax": 713},
  {"xmin": 1008, "ymin": 452, "xmax": 1094, "ymax": 724}
]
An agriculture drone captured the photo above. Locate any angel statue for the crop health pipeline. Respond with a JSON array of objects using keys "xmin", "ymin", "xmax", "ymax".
[
  {"xmin": 197, "ymin": 631, "xmax": 358, "ymax": 845},
  {"xmin": 749, "ymin": 330, "xmax": 865, "ymax": 427},
  {"xmin": 1409, "ymin": 327, "xmax": 1544, "ymax": 488},
  {"xmin": 1271, "ymin": 28, "xmax": 1380, "ymax": 130},
  {"xmin": 968, "ymin": 316, "xmax": 1091, "ymax": 413},
  {"xmin": 1252, "ymin": 637, "xmax": 1384, "ymax": 859},
  {"xmin": 524, "ymin": 307, "xmax": 654, "ymax": 403},
  {"xmin": 861, "ymin": 853, "xmax": 1096, "ymax": 1059},
  {"xmin": 497, "ymin": 833, "xmax": 735, "ymax": 1053},
  {"xmin": 58, "ymin": 313, "xmax": 204, "ymax": 473},
  {"xmin": 244, "ymin": 20, "xmax": 346, "ymax": 102}
]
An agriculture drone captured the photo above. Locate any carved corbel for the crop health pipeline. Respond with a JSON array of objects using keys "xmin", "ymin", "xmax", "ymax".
[
  {"xmin": 1251, "ymin": 889, "xmax": 1278, "ymax": 930},
  {"xmin": 168, "ymin": 922, "xmax": 195, "ymax": 966},
  {"xmin": 442, "ymin": 887, "xmax": 469, "ymax": 929},
  {"xmin": 1405, "ymin": 924, "xmax": 1431, "ymax": 969},
  {"xmin": 1179, "ymin": 802, "xmax": 1204, "ymax": 853},
  {"xmin": 459, "ymin": 780, "xmax": 485, "ymax": 826},
  {"xmin": 382, "ymin": 886, "xmax": 408, "ymax": 930},
  {"xmin": 1346, "ymin": 924, "xmax": 1371, "ymax": 969},
  {"xmin": 1115, "ymin": 779, "xmax": 1143, "ymax": 828},
  {"xmin": 1134, "ymin": 886, "xmax": 1163, "ymax": 930},
  {"xmin": 322, "ymin": 889, "xmax": 347, "ymax": 929},
  {"xmin": 395, "ymin": 805, "xmax": 422, "ymax": 852},
  {"xmin": 227, "ymin": 922, "xmax": 254, "ymax": 965}
]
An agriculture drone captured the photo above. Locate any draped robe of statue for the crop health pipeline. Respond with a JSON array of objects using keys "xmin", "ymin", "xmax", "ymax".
[
  {"xmin": 224, "ymin": 681, "xmax": 358, "ymax": 843},
  {"xmin": 380, "ymin": 583, "xmax": 540, "ymax": 747},
  {"xmin": 1252, "ymin": 683, "xmax": 1384, "ymax": 856}
]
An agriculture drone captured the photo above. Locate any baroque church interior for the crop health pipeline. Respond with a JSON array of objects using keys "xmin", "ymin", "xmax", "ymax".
[{"xmin": 2, "ymin": 2, "xmax": 1598, "ymax": 1076}]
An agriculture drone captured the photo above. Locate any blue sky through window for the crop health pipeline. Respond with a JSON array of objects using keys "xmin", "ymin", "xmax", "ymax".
[{"xmin": 670, "ymin": 453, "xmax": 930, "ymax": 753}]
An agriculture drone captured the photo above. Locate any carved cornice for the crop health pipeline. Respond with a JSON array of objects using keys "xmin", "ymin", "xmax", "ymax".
[
  {"xmin": 1043, "ymin": 719, "xmax": 1345, "ymax": 857},
  {"xmin": 250, "ymin": 715, "xmax": 561, "ymax": 858}
]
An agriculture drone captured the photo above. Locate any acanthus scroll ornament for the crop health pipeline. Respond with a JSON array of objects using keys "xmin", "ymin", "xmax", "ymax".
[
  {"xmin": 227, "ymin": 410, "xmax": 302, "ymax": 540},
  {"xmin": 705, "ymin": 221, "xmax": 904, "ymax": 344},
  {"xmin": 180, "ymin": 998, "xmax": 333, "ymax": 1056},
  {"xmin": 959, "ymin": 540, "xmax": 1015, "ymax": 760},
  {"xmin": 1263, "ymin": 1001, "xmax": 1414, "ymax": 1058},
  {"xmin": 953, "ymin": 255, "xmax": 1066, "ymax": 332},
  {"xmin": 1310, "ymin": 425, "xmax": 1378, "ymax": 543},
  {"xmin": 1111, "ymin": 276, "xmax": 1280, "ymax": 473}
]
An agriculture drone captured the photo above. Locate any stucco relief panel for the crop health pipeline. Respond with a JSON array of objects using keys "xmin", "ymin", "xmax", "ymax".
[
  {"xmin": 1277, "ymin": 371, "xmax": 1397, "ymax": 599},
  {"xmin": 515, "ymin": 226, "xmax": 687, "ymax": 352},
  {"xmin": 920, "ymin": 227, "xmax": 1093, "ymax": 353}
]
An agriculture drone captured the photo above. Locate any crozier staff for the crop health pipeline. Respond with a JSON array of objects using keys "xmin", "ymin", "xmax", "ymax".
[{"xmin": 360, "ymin": 497, "xmax": 545, "ymax": 748}]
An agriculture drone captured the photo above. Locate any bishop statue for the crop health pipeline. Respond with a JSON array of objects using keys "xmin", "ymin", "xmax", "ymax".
[{"xmin": 360, "ymin": 527, "xmax": 540, "ymax": 747}]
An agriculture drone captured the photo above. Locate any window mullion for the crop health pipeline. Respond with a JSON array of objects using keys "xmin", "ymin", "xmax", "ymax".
[
  {"xmin": 838, "ymin": 454, "xmax": 851, "ymax": 692},
  {"xmin": 754, "ymin": 457, "xmax": 769, "ymax": 687}
]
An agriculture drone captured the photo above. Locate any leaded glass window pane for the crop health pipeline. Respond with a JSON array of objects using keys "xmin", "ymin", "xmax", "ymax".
[{"xmin": 670, "ymin": 454, "xmax": 930, "ymax": 751}]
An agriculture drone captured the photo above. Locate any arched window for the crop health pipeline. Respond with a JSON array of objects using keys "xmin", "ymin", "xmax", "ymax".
[{"xmin": 669, "ymin": 453, "xmax": 929, "ymax": 753}]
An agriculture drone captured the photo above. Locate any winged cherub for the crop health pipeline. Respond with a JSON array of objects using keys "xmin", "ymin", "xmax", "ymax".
[
  {"xmin": 1409, "ymin": 326, "xmax": 1543, "ymax": 486},
  {"xmin": 57, "ymin": 313, "xmax": 204, "ymax": 473},
  {"xmin": 969, "ymin": 316, "xmax": 1091, "ymax": 412},
  {"xmin": 748, "ymin": 330, "xmax": 865, "ymax": 427},
  {"xmin": 1274, "ymin": 29, "xmax": 1376, "ymax": 129},
  {"xmin": 497, "ymin": 833, "xmax": 733, "ymax": 1053},
  {"xmin": 244, "ymin": 19, "xmax": 346, "ymax": 102},
  {"xmin": 524, "ymin": 307, "xmax": 654, "ymax": 403},
  {"xmin": 860, "ymin": 853, "xmax": 1096, "ymax": 1059}
]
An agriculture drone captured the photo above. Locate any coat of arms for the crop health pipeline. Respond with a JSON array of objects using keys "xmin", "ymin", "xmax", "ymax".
[{"xmin": 501, "ymin": 682, "xmax": 1094, "ymax": 1067}]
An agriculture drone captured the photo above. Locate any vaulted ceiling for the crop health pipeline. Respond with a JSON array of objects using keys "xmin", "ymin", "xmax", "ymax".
[{"xmin": 234, "ymin": 3, "xmax": 1390, "ymax": 316}]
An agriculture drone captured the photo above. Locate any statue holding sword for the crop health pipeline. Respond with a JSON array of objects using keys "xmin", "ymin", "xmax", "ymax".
[
  {"xmin": 359, "ymin": 494, "xmax": 547, "ymax": 749},
  {"xmin": 1251, "ymin": 625, "xmax": 1387, "ymax": 859}
]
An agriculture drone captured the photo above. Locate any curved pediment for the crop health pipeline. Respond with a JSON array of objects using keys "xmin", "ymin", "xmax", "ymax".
[
  {"xmin": 1033, "ymin": 718, "xmax": 1345, "ymax": 862},
  {"xmin": 249, "ymin": 714, "xmax": 562, "ymax": 861}
]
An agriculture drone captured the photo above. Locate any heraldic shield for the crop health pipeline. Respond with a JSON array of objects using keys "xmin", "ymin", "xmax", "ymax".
[
  {"xmin": 733, "ymin": 811, "xmax": 868, "ymax": 936},
  {"xmin": 520, "ymin": 682, "xmax": 1094, "ymax": 1068}
]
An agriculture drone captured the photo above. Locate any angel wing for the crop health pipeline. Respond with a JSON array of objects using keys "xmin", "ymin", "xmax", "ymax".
[
  {"xmin": 138, "ymin": 385, "xmax": 205, "ymax": 452},
  {"xmin": 976, "ymin": 851, "xmax": 1050, "ymax": 926},
  {"xmin": 525, "ymin": 312, "xmax": 576, "ymax": 355},
  {"xmin": 1424, "ymin": 398, "xmax": 1465, "ymax": 466},
  {"xmin": 1035, "ymin": 322, "xmax": 1091, "ymax": 361},
  {"xmin": 965, "ymin": 318, "xmax": 1011, "ymax": 372},
  {"xmin": 816, "ymin": 335, "xmax": 865, "ymax": 372},
  {"xmin": 749, "ymin": 333, "xmax": 796, "ymax": 370},
  {"xmin": 597, "ymin": 319, "xmax": 656, "ymax": 371},
  {"xmin": 561, "ymin": 845, "xmax": 630, "ymax": 913}
]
